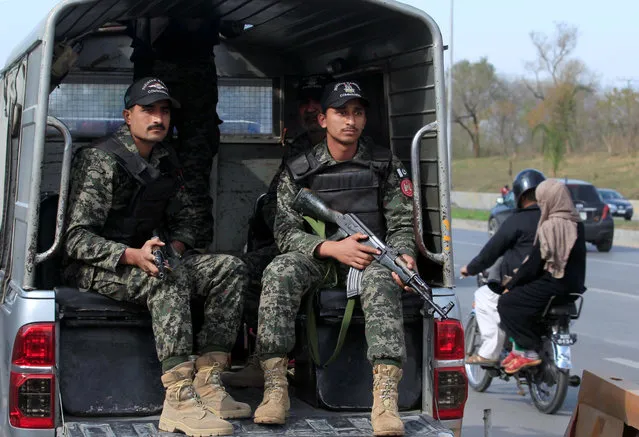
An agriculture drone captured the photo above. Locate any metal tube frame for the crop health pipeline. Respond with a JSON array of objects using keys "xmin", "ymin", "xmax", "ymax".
[
  {"xmin": 23, "ymin": 0, "xmax": 96, "ymax": 289},
  {"xmin": 34, "ymin": 116, "xmax": 73, "ymax": 265}
]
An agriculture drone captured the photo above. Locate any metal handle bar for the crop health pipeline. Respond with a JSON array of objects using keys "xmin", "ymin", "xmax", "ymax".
[
  {"xmin": 34, "ymin": 116, "xmax": 73, "ymax": 264},
  {"xmin": 410, "ymin": 121, "xmax": 447, "ymax": 265}
]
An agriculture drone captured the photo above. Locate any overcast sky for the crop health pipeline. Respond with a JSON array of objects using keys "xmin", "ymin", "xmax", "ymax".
[{"xmin": 0, "ymin": 0, "xmax": 636, "ymax": 88}]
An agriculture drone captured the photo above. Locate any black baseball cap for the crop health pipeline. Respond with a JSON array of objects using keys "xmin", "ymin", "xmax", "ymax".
[
  {"xmin": 124, "ymin": 77, "xmax": 181, "ymax": 109},
  {"xmin": 297, "ymin": 74, "xmax": 334, "ymax": 102},
  {"xmin": 320, "ymin": 81, "xmax": 369, "ymax": 112}
]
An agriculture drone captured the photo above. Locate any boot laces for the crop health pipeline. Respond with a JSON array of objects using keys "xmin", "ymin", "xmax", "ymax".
[
  {"xmin": 263, "ymin": 368, "xmax": 286, "ymax": 399},
  {"xmin": 172, "ymin": 379, "xmax": 205, "ymax": 407},
  {"xmin": 203, "ymin": 363, "xmax": 228, "ymax": 395},
  {"xmin": 375, "ymin": 375, "xmax": 398, "ymax": 409}
]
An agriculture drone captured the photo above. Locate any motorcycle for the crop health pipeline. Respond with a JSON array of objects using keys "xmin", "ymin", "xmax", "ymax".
[{"xmin": 465, "ymin": 272, "xmax": 583, "ymax": 414}]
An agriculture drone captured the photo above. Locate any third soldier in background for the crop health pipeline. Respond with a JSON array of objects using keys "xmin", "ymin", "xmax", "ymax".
[{"xmin": 223, "ymin": 74, "xmax": 333, "ymax": 387}]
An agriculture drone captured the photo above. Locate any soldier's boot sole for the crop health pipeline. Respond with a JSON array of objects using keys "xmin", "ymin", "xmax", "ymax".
[
  {"xmin": 204, "ymin": 403, "xmax": 252, "ymax": 419},
  {"xmin": 373, "ymin": 428, "xmax": 405, "ymax": 437},
  {"xmin": 158, "ymin": 417, "xmax": 233, "ymax": 436},
  {"xmin": 253, "ymin": 414, "xmax": 287, "ymax": 425}
]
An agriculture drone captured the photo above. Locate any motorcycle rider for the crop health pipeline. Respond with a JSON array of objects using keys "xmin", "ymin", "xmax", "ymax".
[
  {"xmin": 498, "ymin": 179, "xmax": 587, "ymax": 374},
  {"xmin": 460, "ymin": 169, "xmax": 546, "ymax": 364}
]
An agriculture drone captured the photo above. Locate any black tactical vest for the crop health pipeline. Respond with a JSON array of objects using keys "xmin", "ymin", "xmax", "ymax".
[
  {"xmin": 286, "ymin": 145, "xmax": 392, "ymax": 238},
  {"xmin": 94, "ymin": 136, "xmax": 182, "ymax": 248}
]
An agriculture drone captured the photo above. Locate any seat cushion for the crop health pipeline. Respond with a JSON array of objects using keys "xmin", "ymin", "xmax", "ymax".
[
  {"xmin": 55, "ymin": 286, "xmax": 149, "ymax": 318},
  {"xmin": 547, "ymin": 302, "xmax": 577, "ymax": 316}
]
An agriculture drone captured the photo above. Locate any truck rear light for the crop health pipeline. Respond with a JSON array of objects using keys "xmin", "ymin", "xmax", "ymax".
[
  {"xmin": 433, "ymin": 367, "xmax": 468, "ymax": 420},
  {"xmin": 601, "ymin": 204, "xmax": 609, "ymax": 220},
  {"xmin": 434, "ymin": 319, "xmax": 465, "ymax": 360},
  {"xmin": 12, "ymin": 323, "xmax": 55, "ymax": 366},
  {"xmin": 9, "ymin": 372, "xmax": 55, "ymax": 429}
]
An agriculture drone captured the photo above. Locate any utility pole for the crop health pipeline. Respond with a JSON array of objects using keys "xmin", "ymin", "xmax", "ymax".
[{"xmin": 446, "ymin": 0, "xmax": 454, "ymax": 174}]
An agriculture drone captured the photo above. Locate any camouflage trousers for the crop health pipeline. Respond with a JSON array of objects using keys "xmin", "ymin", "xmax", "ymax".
[
  {"xmin": 256, "ymin": 252, "xmax": 406, "ymax": 364},
  {"xmin": 240, "ymin": 244, "xmax": 280, "ymax": 328},
  {"xmin": 152, "ymin": 59, "xmax": 220, "ymax": 246},
  {"xmin": 88, "ymin": 253, "xmax": 246, "ymax": 362}
]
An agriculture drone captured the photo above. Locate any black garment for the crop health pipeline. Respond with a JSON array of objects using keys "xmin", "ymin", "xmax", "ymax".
[
  {"xmin": 498, "ymin": 222, "xmax": 587, "ymax": 350},
  {"xmin": 286, "ymin": 145, "xmax": 392, "ymax": 239},
  {"xmin": 93, "ymin": 136, "xmax": 182, "ymax": 248},
  {"xmin": 466, "ymin": 205, "xmax": 541, "ymax": 281}
]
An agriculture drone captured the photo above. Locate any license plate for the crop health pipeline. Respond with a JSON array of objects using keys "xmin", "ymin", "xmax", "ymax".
[
  {"xmin": 618, "ymin": 209, "xmax": 625, "ymax": 213},
  {"xmin": 579, "ymin": 211, "xmax": 587, "ymax": 220},
  {"xmin": 552, "ymin": 333, "xmax": 577, "ymax": 346}
]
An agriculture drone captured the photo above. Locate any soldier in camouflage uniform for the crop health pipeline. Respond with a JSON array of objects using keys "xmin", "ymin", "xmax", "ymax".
[
  {"xmin": 253, "ymin": 81, "xmax": 417, "ymax": 437},
  {"xmin": 63, "ymin": 78, "xmax": 248, "ymax": 437}
]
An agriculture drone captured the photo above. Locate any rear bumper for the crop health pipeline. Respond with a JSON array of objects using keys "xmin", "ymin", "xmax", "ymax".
[
  {"xmin": 612, "ymin": 207, "xmax": 633, "ymax": 218},
  {"xmin": 584, "ymin": 219, "xmax": 614, "ymax": 244}
]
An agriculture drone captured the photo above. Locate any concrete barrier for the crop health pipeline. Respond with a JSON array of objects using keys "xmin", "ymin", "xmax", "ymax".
[{"xmin": 452, "ymin": 191, "xmax": 638, "ymax": 222}]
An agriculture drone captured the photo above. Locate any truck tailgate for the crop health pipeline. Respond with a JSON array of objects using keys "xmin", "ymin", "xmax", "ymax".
[{"xmin": 59, "ymin": 414, "xmax": 453, "ymax": 436}]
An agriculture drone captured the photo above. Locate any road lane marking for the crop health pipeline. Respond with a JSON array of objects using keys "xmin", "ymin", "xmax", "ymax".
[
  {"xmin": 587, "ymin": 258, "xmax": 639, "ymax": 268},
  {"xmin": 604, "ymin": 357, "xmax": 639, "ymax": 369},
  {"xmin": 588, "ymin": 287, "xmax": 639, "ymax": 301},
  {"xmin": 453, "ymin": 240, "xmax": 483, "ymax": 247},
  {"xmin": 575, "ymin": 331, "xmax": 639, "ymax": 351}
]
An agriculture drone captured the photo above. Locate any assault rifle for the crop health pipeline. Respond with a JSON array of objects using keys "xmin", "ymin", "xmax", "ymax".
[
  {"xmin": 292, "ymin": 188, "xmax": 454, "ymax": 319},
  {"xmin": 151, "ymin": 230, "xmax": 182, "ymax": 280}
]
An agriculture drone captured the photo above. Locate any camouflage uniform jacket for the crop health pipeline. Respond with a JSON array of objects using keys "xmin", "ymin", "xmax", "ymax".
[
  {"xmin": 63, "ymin": 124, "xmax": 199, "ymax": 284},
  {"xmin": 274, "ymin": 139, "xmax": 417, "ymax": 260}
]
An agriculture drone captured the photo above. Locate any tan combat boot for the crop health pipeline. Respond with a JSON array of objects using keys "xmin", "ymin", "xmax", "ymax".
[
  {"xmin": 371, "ymin": 364, "xmax": 405, "ymax": 436},
  {"xmin": 159, "ymin": 361, "xmax": 233, "ymax": 437},
  {"xmin": 253, "ymin": 357, "xmax": 290, "ymax": 425},
  {"xmin": 194, "ymin": 352, "xmax": 252, "ymax": 419},
  {"xmin": 221, "ymin": 354, "xmax": 264, "ymax": 388}
]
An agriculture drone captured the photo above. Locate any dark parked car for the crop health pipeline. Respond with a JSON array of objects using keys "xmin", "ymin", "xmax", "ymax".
[
  {"xmin": 487, "ymin": 179, "xmax": 614, "ymax": 252},
  {"xmin": 598, "ymin": 188, "xmax": 634, "ymax": 221},
  {"xmin": 487, "ymin": 191, "xmax": 516, "ymax": 236}
]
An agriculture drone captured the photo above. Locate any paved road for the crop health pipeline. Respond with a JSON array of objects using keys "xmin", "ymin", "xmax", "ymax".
[{"xmin": 451, "ymin": 227, "xmax": 639, "ymax": 437}]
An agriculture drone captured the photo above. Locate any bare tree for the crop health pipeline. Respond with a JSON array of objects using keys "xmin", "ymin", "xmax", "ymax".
[
  {"xmin": 524, "ymin": 22, "xmax": 591, "ymax": 171},
  {"xmin": 452, "ymin": 57, "xmax": 500, "ymax": 157}
]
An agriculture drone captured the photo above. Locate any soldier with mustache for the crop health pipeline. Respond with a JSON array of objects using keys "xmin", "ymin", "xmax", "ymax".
[{"xmin": 63, "ymin": 77, "xmax": 250, "ymax": 437}]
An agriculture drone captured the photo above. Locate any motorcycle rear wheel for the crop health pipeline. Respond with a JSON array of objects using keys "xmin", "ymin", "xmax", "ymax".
[
  {"xmin": 464, "ymin": 314, "xmax": 493, "ymax": 392},
  {"xmin": 528, "ymin": 339, "xmax": 569, "ymax": 414}
]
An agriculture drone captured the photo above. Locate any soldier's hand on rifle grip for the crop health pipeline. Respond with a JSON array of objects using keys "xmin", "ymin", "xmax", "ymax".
[
  {"xmin": 392, "ymin": 254, "xmax": 416, "ymax": 291},
  {"xmin": 143, "ymin": 237, "xmax": 165, "ymax": 277},
  {"xmin": 315, "ymin": 232, "xmax": 381, "ymax": 269}
]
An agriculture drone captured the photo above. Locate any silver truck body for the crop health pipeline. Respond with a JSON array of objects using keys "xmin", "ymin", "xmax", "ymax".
[{"xmin": 0, "ymin": 1, "xmax": 463, "ymax": 436}]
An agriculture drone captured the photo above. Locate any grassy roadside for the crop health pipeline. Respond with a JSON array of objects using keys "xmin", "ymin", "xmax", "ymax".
[
  {"xmin": 452, "ymin": 153, "xmax": 639, "ymax": 199},
  {"xmin": 451, "ymin": 207, "xmax": 490, "ymax": 222},
  {"xmin": 451, "ymin": 207, "xmax": 639, "ymax": 231}
]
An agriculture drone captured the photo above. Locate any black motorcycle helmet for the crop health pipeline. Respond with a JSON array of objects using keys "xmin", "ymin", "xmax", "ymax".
[{"xmin": 512, "ymin": 168, "xmax": 546, "ymax": 207}]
